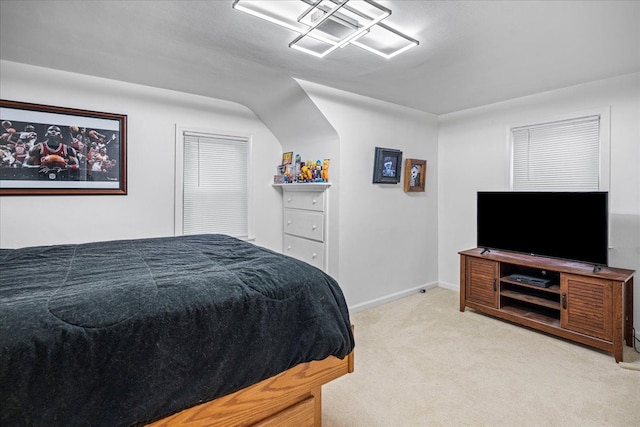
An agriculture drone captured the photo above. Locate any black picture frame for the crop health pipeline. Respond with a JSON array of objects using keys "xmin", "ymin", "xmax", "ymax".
[
  {"xmin": 372, "ymin": 147, "xmax": 402, "ymax": 184},
  {"xmin": 0, "ymin": 99, "xmax": 127, "ymax": 195}
]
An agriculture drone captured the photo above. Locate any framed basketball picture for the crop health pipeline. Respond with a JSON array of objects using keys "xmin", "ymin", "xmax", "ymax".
[{"xmin": 0, "ymin": 99, "xmax": 127, "ymax": 195}]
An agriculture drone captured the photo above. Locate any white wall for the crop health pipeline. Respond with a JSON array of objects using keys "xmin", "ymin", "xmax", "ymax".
[
  {"xmin": 438, "ymin": 72, "xmax": 640, "ymax": 330},
  {"xmin": 1, "ymin": 60, "xmax": 440, "ymax": 313},
  {"xmin": 299, "ymin": 81, "xmax": 440, "ymax": 309},
  {"xmin": 0, "ymin": 61, "xmax": 283, "ymax": 251},
  {"xmin": 4, "ymin": 61, "xmax": 636, "ymax": 326}
]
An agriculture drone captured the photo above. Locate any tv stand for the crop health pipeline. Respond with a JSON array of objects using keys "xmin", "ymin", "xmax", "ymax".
[{"xmin": 459, "ymin": 248, "xmax": 635, "ymax": 362}]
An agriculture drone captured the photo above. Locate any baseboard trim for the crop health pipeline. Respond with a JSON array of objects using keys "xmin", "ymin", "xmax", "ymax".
[
  {"xmin": 348, "ymin": 282, "xmax": 440, "ymax": 314},
  {"xmin": 437, "ymin": 281, "xmax": 460, "ymax": 292}
]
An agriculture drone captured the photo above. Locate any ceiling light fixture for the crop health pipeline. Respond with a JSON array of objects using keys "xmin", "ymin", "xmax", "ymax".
[{"xmin": 232, "ymin": 0, "xmax": 419, "ymax": 59}]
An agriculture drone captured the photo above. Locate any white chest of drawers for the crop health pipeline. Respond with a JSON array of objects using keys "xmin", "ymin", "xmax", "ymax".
[{"xmin": 275, "ymin": 183, "xmax": 330, "ymax": 271}]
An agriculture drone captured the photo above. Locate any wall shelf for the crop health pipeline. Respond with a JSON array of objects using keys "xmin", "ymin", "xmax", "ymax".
[{"xmin": 273, "ymin": 183, "xmax": 332, "ymax": 191}]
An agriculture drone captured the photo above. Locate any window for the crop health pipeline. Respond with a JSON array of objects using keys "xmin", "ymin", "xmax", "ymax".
[
  {"xmin": 175, "ymin": 128, "xmax": 252, "ymax": 239},
  {"xmin": 511, "ymin": 114, "xmax": 608, "ymax": 191}
]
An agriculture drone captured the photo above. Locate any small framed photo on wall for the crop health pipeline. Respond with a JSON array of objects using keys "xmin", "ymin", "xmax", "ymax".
[
  {"xmin": 404, "ymin": 158, "xmax": 426, "ymax": 192},
  {"xmin": 281, "ymin": 151, "xmax": 293, "ymax": 165},
  {"xmin": 372, "ymin": 147, "xmax": 402, "ymax": 184}
]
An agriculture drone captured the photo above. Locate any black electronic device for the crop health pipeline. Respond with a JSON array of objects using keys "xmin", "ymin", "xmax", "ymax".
[
  {"xmin": 477, "ymin": 191, "xmax": 608, "ymax": 266},
  {"xmin": 506, "ymin": 273, "xmax": 552, "ymax": 288}
]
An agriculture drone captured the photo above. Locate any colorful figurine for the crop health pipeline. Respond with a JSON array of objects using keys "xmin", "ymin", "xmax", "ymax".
[
  {"xmin": 304, "ymin": 159, "xmax": 313, "ymax": 181},
  {"xmin": 294, "ymin": 154, "xmax": 302, "ymax": 182},
  {"xmin": 322, "ymin": 159, "xmax": 330, "ymax": 182}
]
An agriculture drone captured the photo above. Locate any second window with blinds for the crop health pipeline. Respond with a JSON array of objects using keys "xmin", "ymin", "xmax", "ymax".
[
  {"xmin": 175, "ymin": 129, "xmax": 252, "ymax": 239},
  {"xmin": 511, "ymin": 113, "xmax": 609, "ymax": 191}
]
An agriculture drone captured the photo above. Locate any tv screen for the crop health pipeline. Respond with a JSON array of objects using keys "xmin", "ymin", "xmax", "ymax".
[{"xmin": 477, "ymin": 191, "xmax": 608, "ymax": 266}]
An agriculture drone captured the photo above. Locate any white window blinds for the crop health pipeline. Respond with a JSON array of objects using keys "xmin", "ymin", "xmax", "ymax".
[
  {"xmin": 182, "ymin": 132, "xmax": 249, "ymax": 238},
  {"xmin": 512, "ymin": 115, "xmax": 601, "ymax": 191}
]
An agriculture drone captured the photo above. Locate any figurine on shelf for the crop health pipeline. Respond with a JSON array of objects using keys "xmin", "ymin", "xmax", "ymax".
[
  {"xmin": 294, "ymin": 154, "xmax": 301, "ymax": 182},
  {"xmin": 322, "ymin": 159, "xmax": 330, "ymax": 182},
  {"xmin": 300, "ymin": 162, "xmax": 309, "ymax": 182},
  {"xmin": 304, "ymin": 159, "xmax": 313, "ymax": 181},
  {"xmin": 284, "ymin": 164, "xmax": 292, "ymax": 182}
]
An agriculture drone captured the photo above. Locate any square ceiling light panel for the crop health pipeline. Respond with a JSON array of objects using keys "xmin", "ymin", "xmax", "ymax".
[
  {"xmin": 290, "ymin": 0, "xmax": 391, "ymax": 57},
  {"xmin": 351, "ymin": 22, "xmax": 419, "ymax": 58}
]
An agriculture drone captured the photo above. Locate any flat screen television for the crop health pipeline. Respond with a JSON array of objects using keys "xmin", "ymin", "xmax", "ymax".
[{"xmin": 477, "ymin": 191, "xmax": 608, "ymax": 266}]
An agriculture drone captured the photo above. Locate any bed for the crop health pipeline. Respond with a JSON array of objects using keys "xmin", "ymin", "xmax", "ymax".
[{"xmin": 0, "ymin": 234, "xmax": 354, "ymax": 426}]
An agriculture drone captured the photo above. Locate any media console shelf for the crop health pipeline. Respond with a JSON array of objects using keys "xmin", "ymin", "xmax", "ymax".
[{"xmin": 459, "ymin": 248, "xmax": 635, "ymax": 362}]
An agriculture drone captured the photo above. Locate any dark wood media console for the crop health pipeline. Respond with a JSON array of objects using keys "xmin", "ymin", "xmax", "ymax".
[{"xmin": 459, "ymin": 248, "xmax": 635, "ymax": 362}]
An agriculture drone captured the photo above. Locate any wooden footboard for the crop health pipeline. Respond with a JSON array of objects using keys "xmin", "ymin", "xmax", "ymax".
[{"xmin": 146, "ymin": 351, "xmax": 354, "ymax": 427}]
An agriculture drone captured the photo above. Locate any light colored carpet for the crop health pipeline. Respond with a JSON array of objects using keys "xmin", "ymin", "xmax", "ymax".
[{"xmin": 323, "ymin": 287, "xmax": 640, "ymax": 426}]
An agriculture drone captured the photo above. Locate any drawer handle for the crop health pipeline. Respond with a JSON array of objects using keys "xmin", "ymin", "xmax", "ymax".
[
  {"xmin": 312, "ymin": 253, "xmax": 317, "ymax": 258},
  {"xmin": 287, "ymin": 220, "xmax": 292, "ymax": 225},
  {"xmin": 287, "ymin": 197, "xmax": 292, "ymax": 203},
  {"xmin": 312, "ymin": 199, "xmax": 317, "ymax": 204},
  {"xmin": 312, "ymin": 225, "xmax": 317, "ymax": 230},
  {"xmin": 287, "ymin": 245, "xmax": 292, "ymax": 251}
]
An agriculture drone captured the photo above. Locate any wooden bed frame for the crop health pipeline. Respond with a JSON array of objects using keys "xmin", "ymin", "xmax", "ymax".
[{"xmin": 147, "ymin": 351, "xmax": 354, "ymax": 427}]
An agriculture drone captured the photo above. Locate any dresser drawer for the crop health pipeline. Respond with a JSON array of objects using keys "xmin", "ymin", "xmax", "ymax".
[
  {"xmin": 284, "ymin": 210, "xmax": 324, "ymax": 242},
  {"xmin": 284, "ymin": 235, "xmax": 324, "ymax": 270},
  {"xmin": 283, "ymin": 191, "xmax": 325, "ymax": 212}
]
